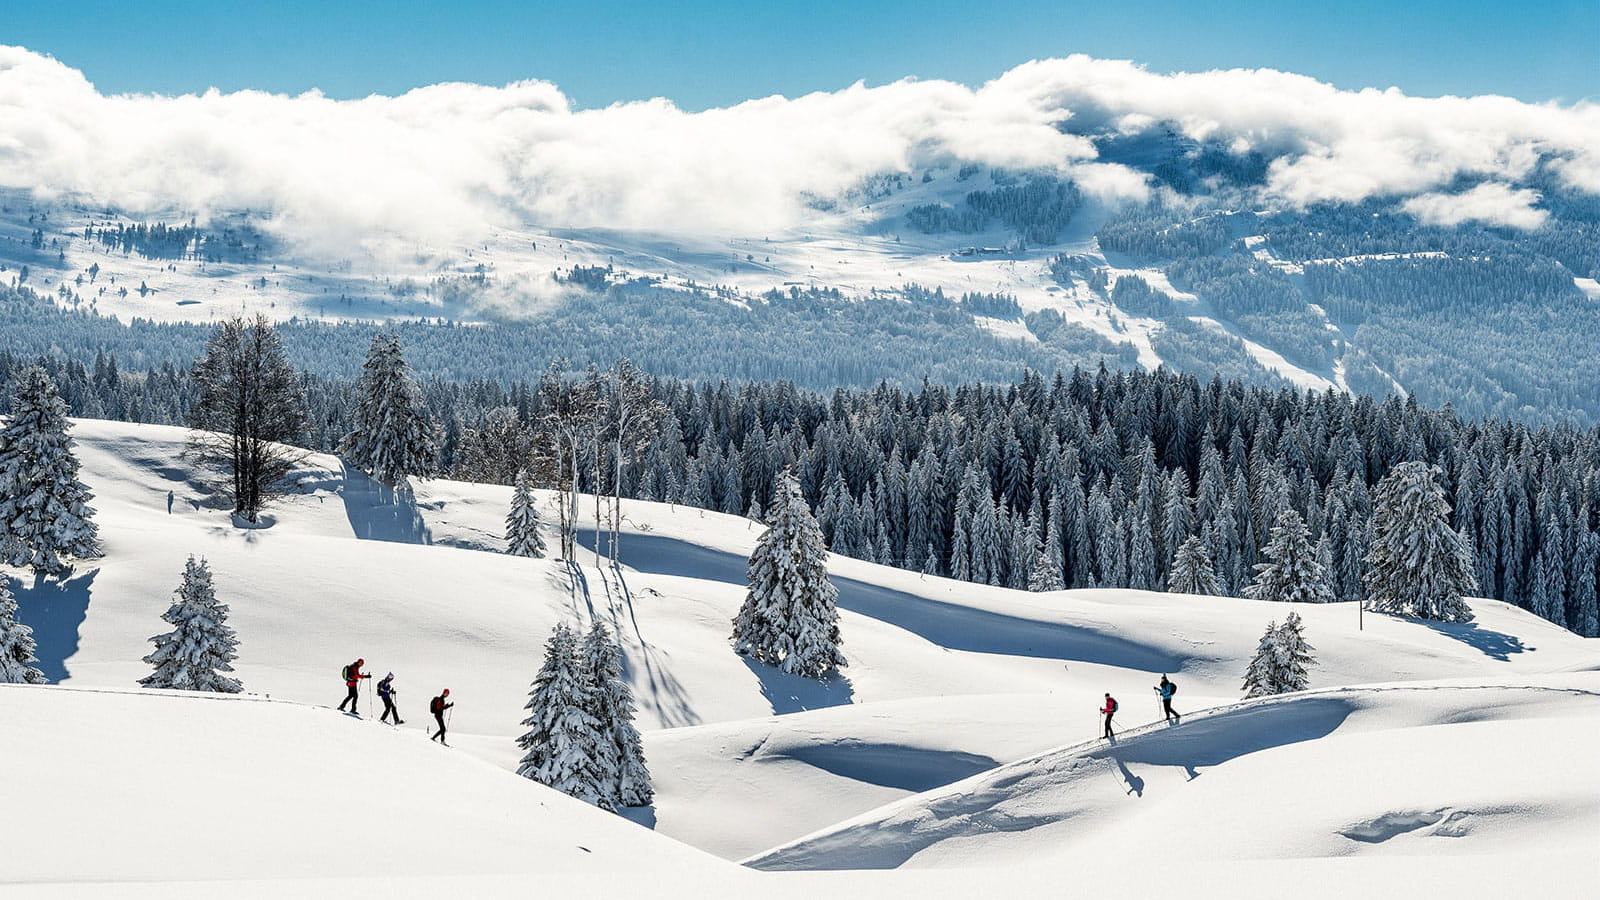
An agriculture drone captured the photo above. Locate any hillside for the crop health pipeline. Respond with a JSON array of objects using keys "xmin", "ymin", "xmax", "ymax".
[{"xmin": 1, "ymin": 419, "xmax": 1596, "ymax": 896}]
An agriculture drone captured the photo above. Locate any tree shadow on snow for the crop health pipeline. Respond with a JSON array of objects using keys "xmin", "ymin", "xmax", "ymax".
[
  {"xmin": 338, "ymin": 464, "xmax": 432, "ymax": 545},
  {"xmin": 1411, "ymin": 617, "xmax": 1529, "ymax": 662},
  {"xmin": 10, "ymin": 568, "xmax": 97, "ymax": 683},
  {"xmin": 740, "ymin": 656, "xmax": 855, "ymax": 716},
  {"xmin": 601, "ymin": 563, "xmax": 700, "ymax": 727},
  {"xmin": 585, "ymin": 530, "xmax": 1183, "ymax": 672}
]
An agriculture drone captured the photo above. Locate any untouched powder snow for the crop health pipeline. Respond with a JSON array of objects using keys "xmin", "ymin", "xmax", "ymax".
[{"xmin": 2, "ymin": 419, "xmax": 1597, "ymax": 896}]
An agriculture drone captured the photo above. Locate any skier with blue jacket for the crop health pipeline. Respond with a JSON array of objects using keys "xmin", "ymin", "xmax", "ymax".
[{"xmin": 1154, "ymin": 675, "xmax": 1180, "ymax": 724}]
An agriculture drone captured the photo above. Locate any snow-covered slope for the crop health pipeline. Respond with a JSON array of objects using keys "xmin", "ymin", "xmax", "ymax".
[
  {"xmin": 4, "ymin": 419, "xmax": 1597, "ymax": 895},
  {"xmin": 747, "ymin": 676, "xmax": 1600, "ymax": 870}
]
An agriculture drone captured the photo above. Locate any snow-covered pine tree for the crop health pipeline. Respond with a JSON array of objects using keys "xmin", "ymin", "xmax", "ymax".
[
  {"xmin": 0, "ymin": 577, "xmax": 47, "ymax": 684},
  {"xmin": 1242, "ymin": 620, "xmax": 1279, "ymax": 699},
  {"xmin": 1027, "ymin": 550, "xmax": 1065, "ymax": 591},
  {"xmin": 581, "ymin": 622, "xmax": 652, "ymax": 807},
  {"xmin": 516, "ymin": 623, "xmax": 611, "ymax": 809},
  {"xmin": 139, "ymin": 556, "xmax": 241, "ymax": 693},
  {"xmin": 0, "ymin": 366, "xmax": 100, "ymax": 575},
  {"xmin": 1168, "ymin": 535, "xmax": 1221, "ymax": 595},
  {"xmin": 1273, "ymin": 610, "xmax": 1315, "ymax": 692},
  {"xmin": 1244, "ymin": 509, "xmax": 1334, "ymax": 604},
  {"xmin": 338, "ymin": 332, "xmax": 439, "ymax": 490},
  {"xmin": 505, "ymin": 469, "xmax": 547, "ymax": 558},
  {"xmin": 1364, "ymin": 461, "xmax": 1476, "ymax": 622},
  {"xmin": 731, "ymin": 470, "xmax": 845, "ymax": 678}
]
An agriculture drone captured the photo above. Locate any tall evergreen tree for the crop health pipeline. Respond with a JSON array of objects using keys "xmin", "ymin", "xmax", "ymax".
[
  {"xmin": 0, "ymin": 366, "xmax": 100, "ymax": 575},
  {"xmin": 0, "ymin": 577, "xmax": 46, "ymax": 684},
  {"xmin": 339, "ymin": 332, "xmax": 439, "ymax": 489},
  {"xmin": 731, "ymin": 470, "xmax": 846, "ymax": 678},
  {"xmin": 1245, "ymin": 509, "xmax": 1334, "ymax": 604},
  {"xmin": 1274, "ymin": 611, "xmax": 1315, "ymax": 692},
  {"xmin": 140, "ymin": 556, "xmax": 241, "ymax": 693},
  {"xmin": 1242, "ymin": 620, "xmax": 1280, "ymax": 699},
  {"xmin": 581, "ymin": 622, "xmax": 653, "ymax": 807},
  {"xmin": 505, "ymin": 469, "xmax": 547, "ymax": 558},
  {"xmin": 1365, "ymin": 461, "xmax": 1476, "ymax": 622},
  {"xmin": 517, "ymin": 623, "xmax": 611, "ymax": 809},
  {"xmin": 1168, "ymin": 535, "xmax": 1221, "ymax": 596}
]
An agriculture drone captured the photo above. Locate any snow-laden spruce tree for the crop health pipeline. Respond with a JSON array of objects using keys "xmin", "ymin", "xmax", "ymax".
[
  {"xmin": 517, "ymin": 623, "xmax": 611, "ymax": 809},
  {"xmin": 1241, "ymin": 613, "xmax": 1315, "ymax": 698},
  {"xmin": 0, "ymin": 577, "xmax": 47, "ymax": 684},
  {"xmin": 140, "ymin": 556, "xmax": 241, "ymax": 693},
  {"xmin": 338, "ymin": 332, "xmax": 439, "ymax": 490},
  {"xmin": 1168, "ymin": 535, "xmax": 1221, "ymax": 595},
  {"xmin": 1242, "ymin": 620, "xmax": 1280, "ymax": 699},
  {"xmin": 1364, "ymin": 461, "xmax": 1476, "ymax": 622},
  {"xmin": 505, "ymin": 470, "xmax": 547, "ymax": 558},
  {"xmin": 1244, "ymin": 509, "xmax": 1333, "ymax": 604},
  {"xmin": 1027, "ymin": 550, "xmax": 1065, "ymax": 592},
  {"xmin": 731, "ymin": 470, "xmax": 845, "ymax": 678},
  {"xmin": 581, "ymin": 622, "xmax": 653, "ymax": 807},
  {"xmin": 0, "ymin": 366, "xmax": 100, "ymax": 576},
  {"xmin": 1274, "ymin": 611, "xmax": 1315, "ymax": 692}
]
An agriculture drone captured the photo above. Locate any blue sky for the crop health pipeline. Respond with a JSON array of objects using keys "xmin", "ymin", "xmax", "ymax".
[{"xmin": 8, "ymin": 0, "xmax": 1596, "ymax": 108}]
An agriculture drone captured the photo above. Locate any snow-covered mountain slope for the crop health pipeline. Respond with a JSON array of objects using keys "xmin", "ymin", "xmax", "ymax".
[
  {"xmin": 4, "ymin": 419, "xmax": 1597, "ymax": 894},
  {"xmin": 747, "ymin": 676, "xmax": 1600, "ymax": 870},
  {"xmin": 0, "ymin": 683, "xmax": 727, "ymax": 884}
]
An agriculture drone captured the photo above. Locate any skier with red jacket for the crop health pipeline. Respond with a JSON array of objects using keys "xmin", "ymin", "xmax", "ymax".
[
  {"xmin": 337, "ymin": 658, "xmax": 371, "ymax": 715},
  {"xmin": 430, "ymin": 689, "xmax": 454, "ymax": 745},
  {"xmin": 1100, "ymin": 693, "xmax": 1118, "ymax": 739}
]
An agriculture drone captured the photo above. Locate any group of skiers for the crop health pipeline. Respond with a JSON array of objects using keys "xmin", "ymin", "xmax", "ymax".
[
  {"xmin": 338, "ymin": 659, "xmax": 455, "ymax": 744},
  {"xmin": 340, "ymin": 660, "xmax": 1178, "ymax": 747},
  {"xmin": 1099, "ymin": 674, "xmax": 1181, "ymax": 739}
]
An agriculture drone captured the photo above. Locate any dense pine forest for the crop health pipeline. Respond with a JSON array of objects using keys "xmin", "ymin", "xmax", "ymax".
[{"xmin": 3, "ymin": 302, "xmax": 1595, "ymax": 637}]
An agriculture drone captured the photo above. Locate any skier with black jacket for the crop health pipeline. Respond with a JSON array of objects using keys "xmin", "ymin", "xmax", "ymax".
[
  {"xmin": 1154, "ymin": 675, "xmax": 1181, "ymax": 724},
  {"xmin": 377, "ymin": 672, "xmax": 404, "ymax": 725},
  {"xmin": 337, "ymin": 658, "xmax": 371, "ymax": 715},
  {"xmin": 429, "ymin": 689, "xmax": 453, "ymax": 745}
]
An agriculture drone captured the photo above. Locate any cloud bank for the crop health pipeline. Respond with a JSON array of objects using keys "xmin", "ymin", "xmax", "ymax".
[{"xmin": 1, "ymin": 46, "xmax": 1595, "ymax": 253}]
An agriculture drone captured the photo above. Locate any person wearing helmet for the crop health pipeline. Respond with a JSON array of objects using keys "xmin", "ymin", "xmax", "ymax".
[
  {"xmin": 429, "ymin": 689, "xmax": 454, "ymax": 745},
  {"xmin": 337, "ymin": 658, "xmax": 371, "ymax": 715},
  {"xmin": 1100, "ymin": 692, "xmax": 1118, "ymax": 739},
  {"xmin": 377, "ymin": 672, "xmax": 403, "ymax": 725}
]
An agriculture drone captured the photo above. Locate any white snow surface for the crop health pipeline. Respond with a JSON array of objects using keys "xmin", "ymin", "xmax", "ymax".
[{"xmin": 3, "ymin": 419, "xmax": 1597, "ymax": 897}]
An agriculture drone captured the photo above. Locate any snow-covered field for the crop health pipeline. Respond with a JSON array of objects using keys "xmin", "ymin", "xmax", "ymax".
[{"xmin": 2, "ymin": 419, "xmax": 1596, "ymax": 897}]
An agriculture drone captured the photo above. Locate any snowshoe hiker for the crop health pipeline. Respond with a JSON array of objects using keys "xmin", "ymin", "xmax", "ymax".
[
  {"xmin": 1154, "ymin": 675, "xmax": 1180, "ymax": 724},
  {"xmin": 1158, "ymin": 672, "xmax": 1184, "ymax": 720},
  {"xmin": 1101, "ymin": 693, "xmax": 1118, "ymax": 739},
  {"xmin": 429, "ymin": 689, "xmax": 453, "ymax": 744},
  {"xmin": 378, "ymin": 672, "xmax": 403, "ymax": 725},
  {"xmin": 337, "ymin": 658, "xmax": 371, "ymax": 715}
]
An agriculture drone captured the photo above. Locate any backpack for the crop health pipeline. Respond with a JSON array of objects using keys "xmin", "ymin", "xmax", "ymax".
[
  {"xmin": 1107, "ymin": 697, "xmax": 1118, "ymax": 713},
  {"xmin": 430, "ymin": 696, "xmax": 444, "ymax": 715},
  {"xmin": 1167, "ymin": 681, "xmax": 1177, "ymax": 696},
  {"xmin": 340, "ymin": 664, "xmax": 352, "ymax": 682}
]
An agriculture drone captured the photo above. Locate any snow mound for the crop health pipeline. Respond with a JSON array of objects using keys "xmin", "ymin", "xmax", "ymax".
[{"xmin": 746, "ymin": 677, "xmax": 1600, "ymax": 871}]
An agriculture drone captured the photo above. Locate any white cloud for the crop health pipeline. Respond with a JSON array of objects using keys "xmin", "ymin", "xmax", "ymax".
[
  {"xmin": 1400, "ymin": 183, "xmax": 1549, "ymax": 230},
  {"xmin": 1, "ymin": 46, "xmax": 1595, "ymax": 256}
]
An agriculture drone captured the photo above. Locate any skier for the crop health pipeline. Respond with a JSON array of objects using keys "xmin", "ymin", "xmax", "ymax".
[
  {"xmin": 1100, "ymin": 692, "xmax": 1118, "ymax": 739},
  {"xmin": 377, "ymin": 672, "xmax": 403, "ymax": 725},
  {"xmin": 429, "ymin": 689, "xmax": 453, "ymax": 745},
  {"xmin": 1154, "ymin": 674, "xmax": 1180, "ymax": 724},
  {"xmin": 337, "ymin": 658, "xmax": 371, "ymax": 715}
]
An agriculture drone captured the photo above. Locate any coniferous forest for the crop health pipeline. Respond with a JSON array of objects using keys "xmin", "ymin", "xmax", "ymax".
[{"xmin": 3, "ymin": 296, "xmax": 1596, "ymax": 638}]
